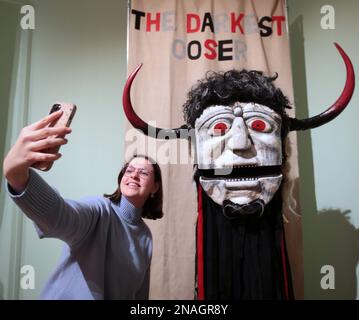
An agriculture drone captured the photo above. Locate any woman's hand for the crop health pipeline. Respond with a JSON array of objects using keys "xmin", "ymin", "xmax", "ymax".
[{"xmin": 3, "ymin": 110, "xmax": 72, "ymax": 193}]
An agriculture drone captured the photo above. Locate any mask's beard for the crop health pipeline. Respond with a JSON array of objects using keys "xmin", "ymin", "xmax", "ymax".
[{"xmin": 222, "ymin": 199, "xmax": 265, "ymax": 220}]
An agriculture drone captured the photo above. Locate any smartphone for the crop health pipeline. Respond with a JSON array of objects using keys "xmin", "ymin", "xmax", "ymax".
[{"xmin": 33, "ymin": 102, "xmax": 77, "ymax": 171}]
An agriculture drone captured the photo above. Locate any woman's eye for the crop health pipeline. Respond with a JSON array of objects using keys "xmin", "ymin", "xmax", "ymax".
[
  {"xmin": 210, "ymin": 122, "xmax": 230, "ymax": 136},
  {"xmin": 248, "ymin": 119, "xmax": 271, "ymax": 132}
]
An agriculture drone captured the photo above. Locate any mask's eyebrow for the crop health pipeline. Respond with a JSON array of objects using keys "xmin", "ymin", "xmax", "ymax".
[
  {"xmin": 243, "ymin": 110, "xmax": 282, "ymax": 124},
  {"xmin": 196, "ymin": 107, "xmax": 233, "ymax": 129},
  {"xmin": 241, "ymin": 103, "xmax": 282, "ymax": 123}
]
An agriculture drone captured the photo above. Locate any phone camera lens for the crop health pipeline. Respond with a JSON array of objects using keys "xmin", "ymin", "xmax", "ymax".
[{"xmin": 52, "ymin": 104, "xmax": 61, "ymax": 112}]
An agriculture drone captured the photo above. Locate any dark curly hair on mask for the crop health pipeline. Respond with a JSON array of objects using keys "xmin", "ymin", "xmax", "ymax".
[{"xmin": 183, "ymin": 69, "xmax": 292, "ymax": 138}]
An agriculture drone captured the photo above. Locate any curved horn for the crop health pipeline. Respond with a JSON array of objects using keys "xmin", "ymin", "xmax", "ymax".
[
  {"xmin": 122, "ymin": 63, "xmax": 189, "ymax": 139},
  {"xmin": 289, "ymin": 43, "xmax": 355, "ymax": 131}
]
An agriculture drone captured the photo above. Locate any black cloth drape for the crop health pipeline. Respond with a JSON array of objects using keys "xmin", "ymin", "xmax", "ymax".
[{"xmin": 197, "ymin": 186, "xmax": 294, "ymax": 300}]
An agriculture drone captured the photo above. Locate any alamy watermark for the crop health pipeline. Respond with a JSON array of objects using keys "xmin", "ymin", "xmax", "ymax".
[
  {"xmin": 320, "ymin": 265, "xmax": 335, "ymax": 290},
  {"xmin": 20, "ymin": 264, "xmax": 35, "ymax": 290},
  {"xmin": 20, "ymin": 5, "xmax": 35, "ymax": 30},
  {"xmin": 124, "ymin": 123, "xmax": 238, "ymax": 176},
  {"xmin": 320, "ymin": 5, "xmax": 335, "ymax": 30}
]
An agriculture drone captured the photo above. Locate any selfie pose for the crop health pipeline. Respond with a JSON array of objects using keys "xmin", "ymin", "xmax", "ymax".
[{"xmin": 3, "ymin": 110, "xmax": 163, "ymax": 299}]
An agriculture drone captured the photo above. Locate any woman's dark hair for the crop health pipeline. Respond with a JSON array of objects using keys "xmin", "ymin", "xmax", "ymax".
[
  {"xmin": 104, "ymin": 154, "xmax": 163, "ymax": 220},
  {"xmin": 183, "ymin": 69, "xmax": 292, "ymax": 139}
]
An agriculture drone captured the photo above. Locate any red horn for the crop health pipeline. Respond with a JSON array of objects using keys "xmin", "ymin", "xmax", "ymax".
[
  {"xmin": 122, "ymin": 63, "xmax": 188, "ymax": 139},
  {"xmin": 289, "ymin": 43, "xmax": 355, "ymax": 131}
]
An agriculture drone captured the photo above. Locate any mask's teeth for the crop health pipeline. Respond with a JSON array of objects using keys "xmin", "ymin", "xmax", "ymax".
[
  {"xmin": 224, "ymin": 177, "xmax": 259, "ymax": 182},
  {"xmin": 224, "ymin": 164, "xmax": 258, "ymax": 169}
]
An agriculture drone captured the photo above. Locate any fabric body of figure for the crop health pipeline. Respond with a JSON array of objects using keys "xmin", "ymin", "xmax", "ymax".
[{"xmin": 197, "ymin": 185, "xmax": 293, "ymax": 300}]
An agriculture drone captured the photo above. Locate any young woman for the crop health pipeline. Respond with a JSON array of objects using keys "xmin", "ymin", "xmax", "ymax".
[{"xmin": 3, "ymin": 110, "xmax": 163, "ymax": 299}]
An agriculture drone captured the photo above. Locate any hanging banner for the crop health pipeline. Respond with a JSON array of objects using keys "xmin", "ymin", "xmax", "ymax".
[{"xmin": 126, "ymin": 0, "xmax": 303, "ymax": 299}]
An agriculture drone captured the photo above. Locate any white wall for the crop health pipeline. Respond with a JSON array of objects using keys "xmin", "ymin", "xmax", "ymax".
[
  {"xmin": 1, "ymin": 0, "xmax": 128, "ymax": 299},
  {"xmin": 288, "ymin": 0, "xmax": 359, "ymax": 299}
]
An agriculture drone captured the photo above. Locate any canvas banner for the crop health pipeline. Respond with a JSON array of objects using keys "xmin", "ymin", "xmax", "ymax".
[{"xmin": 126, "ymin": 0, "xmax": 303, "ymax": 299}]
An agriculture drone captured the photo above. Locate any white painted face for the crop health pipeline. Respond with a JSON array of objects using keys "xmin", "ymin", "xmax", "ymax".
[{"xmin": 195, "ymin": 102, "xmax": 283, "ymax": 206}]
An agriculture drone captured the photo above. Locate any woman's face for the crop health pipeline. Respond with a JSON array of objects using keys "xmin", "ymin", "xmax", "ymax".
[{"xmin": 120, "ymin": 157, "xmax": 159, "ymax": 208}]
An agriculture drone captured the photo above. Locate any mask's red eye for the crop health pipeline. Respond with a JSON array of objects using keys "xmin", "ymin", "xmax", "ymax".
[
  {"xmin": 251, "ymin": 119, "xmax": 266, "ymax": 132},
  {"xmin": 213, "ymin": 122, "xmax": 229, "ymax": 135}
]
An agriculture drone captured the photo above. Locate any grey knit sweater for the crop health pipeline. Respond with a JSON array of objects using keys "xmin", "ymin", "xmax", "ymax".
[{"xmin": 7, "ymin": 168, "xmax": 152, "ymax": 299}]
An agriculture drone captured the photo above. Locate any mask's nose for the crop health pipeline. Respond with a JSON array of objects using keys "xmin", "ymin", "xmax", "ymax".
[{"xmin": 227, "ymin": 117, "xmax": 252, "ymax": 152}]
